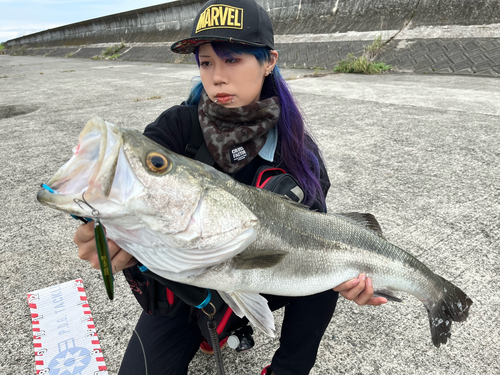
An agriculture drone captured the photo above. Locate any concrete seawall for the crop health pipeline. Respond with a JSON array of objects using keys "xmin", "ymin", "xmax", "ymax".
[{"xmin": 4, "ymin": 0, "xmax": 500, "ymax": 77}]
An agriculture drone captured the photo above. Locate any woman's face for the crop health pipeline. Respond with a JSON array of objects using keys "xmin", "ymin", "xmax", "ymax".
[{"xmin": 198, "ymin": 43, "xmax": 278, "ymax": 108}]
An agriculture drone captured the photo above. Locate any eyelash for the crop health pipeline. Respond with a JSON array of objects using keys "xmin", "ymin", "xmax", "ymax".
[{"xmin": 200, "ymin": 58, "xmax": 240, "ymax": 67}]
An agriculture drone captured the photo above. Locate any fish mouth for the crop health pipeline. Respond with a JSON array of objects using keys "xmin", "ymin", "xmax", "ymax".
[{"xmin": 37, "ymin": 116, "xmax": 127, "ymax": 216}]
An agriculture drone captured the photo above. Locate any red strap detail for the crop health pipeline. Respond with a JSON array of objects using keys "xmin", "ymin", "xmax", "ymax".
[
  {"xmin": 261, "ymin": 365, "xmax": 272, "ymax": 375},
  {"xmin": 166, "ymin": 288, "xmax": 175, "ymax": 305},
  {"xmin": 255, "ymin": 168, "xmax": 286, "ymax": 189},
  {"xmin": 216, "ymin": 307, "xmax": 234, "ymax": 334},
  {"xmin": 259, "ymin": 176, "xmax": 275, "ymax": 188}
]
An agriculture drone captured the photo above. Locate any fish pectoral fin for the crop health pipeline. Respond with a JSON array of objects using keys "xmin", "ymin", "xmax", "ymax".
[
  {"xmin": 334, "ymin": 212, "xmax": 386, "ymax": 239},
  {"xmin": 373, "ymin": 289, "xmax": 403, "ymax": 302},
  {"xmin": 219, "ymin": 291, "xmax": 275, "ymax": 337},
  {"xmin": 233, "ymin": 250, "xmax": 288, "ymax": 270},
  {"xmin": 218, "ymin": 291, "xmax": 244, "ymax": 317}
]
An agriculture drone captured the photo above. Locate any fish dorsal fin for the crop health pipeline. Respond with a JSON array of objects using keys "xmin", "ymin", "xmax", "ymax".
[
  {"xmin": 219, "ymin": 291, "xmax": 275, "ymax": 337},
  {"xmin": 233, "ymin": 250, "xmax": 288, "ymax": 270},
  {"xmin": 334, "ymin": 212, "xmax": 386, "ymax": 239}
]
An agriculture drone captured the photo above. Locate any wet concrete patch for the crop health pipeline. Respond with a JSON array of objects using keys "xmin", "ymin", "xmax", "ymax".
[{"xmin": 0, "ymin": 104, "xmax": 39, "ymax": 119}]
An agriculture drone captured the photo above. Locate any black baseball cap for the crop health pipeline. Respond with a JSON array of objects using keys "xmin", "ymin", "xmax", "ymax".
[{"xmin": 171, "ymin": 0, "xmax": 274, "ymax": 54}]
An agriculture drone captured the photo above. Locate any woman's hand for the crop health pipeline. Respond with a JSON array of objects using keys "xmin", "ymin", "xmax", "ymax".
[
  {"xmin": 73, "ymin": 221, "xmax": 137, "ymax": 273},
  {"xmin": 333, "ymin": 273, "xmax": 388, "ymax": 306}
]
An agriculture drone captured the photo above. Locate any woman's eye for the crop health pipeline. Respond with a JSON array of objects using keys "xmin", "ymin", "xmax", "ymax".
[
  {"xmin": 200, "ymin": 61, "xmax": 211, "ymax": 67},
  {"xmin": 146, "ymin": 152, "xmax": 171, "ymax": 174},
  {"xmin": 226, "ymin": 58, "xmax": 239, "ymax": 64}
]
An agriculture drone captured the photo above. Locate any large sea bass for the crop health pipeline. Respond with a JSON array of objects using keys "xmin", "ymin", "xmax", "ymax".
[{"xmin": 37, "ymin": 117, "xmax": 472, "ymax": 347}]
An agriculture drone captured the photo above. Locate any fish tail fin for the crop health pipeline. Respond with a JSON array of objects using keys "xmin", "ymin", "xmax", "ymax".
[{"xmin": 427, "ymin": 277, "xmax": 473, "ymax": 347}]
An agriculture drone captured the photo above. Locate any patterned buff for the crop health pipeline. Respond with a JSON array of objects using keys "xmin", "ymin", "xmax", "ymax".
[{"xmin": 198, "ymin": 90, "xmax": 281, "ymax": 174}]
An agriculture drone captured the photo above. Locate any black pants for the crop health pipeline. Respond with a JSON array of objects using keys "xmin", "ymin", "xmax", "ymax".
[{"xmin": 119, "ymin": 290, "xmax": 338, "ymax": 375}]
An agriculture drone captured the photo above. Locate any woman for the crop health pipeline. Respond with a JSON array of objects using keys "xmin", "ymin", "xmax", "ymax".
[{"xmin": 74, "ymin": 1, "xmax": 387, "ymax": 374}]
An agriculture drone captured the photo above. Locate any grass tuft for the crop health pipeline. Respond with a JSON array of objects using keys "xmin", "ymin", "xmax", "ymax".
[
  {"xmin": 103, "ymin": 43, "xmax": 126, "ymax": 57},
  {"xmin": 363, "ymin": 35, "xmax": 385, "ymax": 60},
  {"xmin": 92, "ymin": 43, "xmax": 127, "ymax": 61},
  {"xmin": 334, "ymin": 36, "xmax": 392, "ymax": 74},
  {"xmin": 334, "ymin": 54, "xmax": 391, "ymax": 74}
]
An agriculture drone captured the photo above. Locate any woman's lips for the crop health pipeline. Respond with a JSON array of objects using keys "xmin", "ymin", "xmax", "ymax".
[{"xmin": 215, "ymin": 94, "xmax": 234, "ymax": 104}]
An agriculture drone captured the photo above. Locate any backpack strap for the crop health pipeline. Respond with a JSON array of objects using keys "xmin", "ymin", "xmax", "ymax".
[
  {"xmin": 252, "ymin": 165, "xmax": 305, "ymax": 203},
  {"xmin": 184, "ymin": 104, "xmax": 216, "ymax": 166}
]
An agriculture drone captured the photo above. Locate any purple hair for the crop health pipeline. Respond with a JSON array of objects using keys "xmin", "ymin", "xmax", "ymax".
[{"xmin": 187, "ymin": 42, "xmax": 326, "ymax": 208}]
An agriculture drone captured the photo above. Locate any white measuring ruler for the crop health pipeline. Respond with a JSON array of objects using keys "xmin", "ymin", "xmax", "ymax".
[{"xmin": 27, "ymin": 279, "xmax": 108, "ymax": 375}]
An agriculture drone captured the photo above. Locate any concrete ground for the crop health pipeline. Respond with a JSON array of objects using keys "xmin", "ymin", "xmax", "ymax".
[{"xmin": 0, "ymin": 55, "xmax": 498, "ymax": 374}]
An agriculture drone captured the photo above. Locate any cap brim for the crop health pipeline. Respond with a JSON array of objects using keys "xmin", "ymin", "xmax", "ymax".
[{"xmin": 171, "ymin": 36, "xmax": 270, "ymax": 54}]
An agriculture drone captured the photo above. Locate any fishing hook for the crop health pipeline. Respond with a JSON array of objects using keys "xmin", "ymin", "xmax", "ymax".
[
  {"xmin": 73, "ymin": 191, "xmax": 99, "ymax": 218},
  {"xmin": 73, "ymin": 191, "xmax": 115, "ymax": 300}
]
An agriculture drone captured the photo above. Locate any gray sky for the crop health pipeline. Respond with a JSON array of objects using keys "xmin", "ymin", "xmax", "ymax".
[{"xmin": 0, "ymin": 0, "xmax": 176, "ymax": 43}]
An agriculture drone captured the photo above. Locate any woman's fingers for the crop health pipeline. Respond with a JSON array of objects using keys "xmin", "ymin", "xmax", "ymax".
[
  {"xmin": 341, "ymin": 274, "xmax": 368, "ymax": 301},
  {"xmin": 73, "ymin": 221, "xmax": 95, "ymax": 246},
  {"xmin": 333, "ymin": 277, "xmax": 360, "ymax": 292},
  {"xmin": 75, "ymin": 223, "xmax": 97, "ymax": 265},
  {"xmin": 109, "ymin": 244, "xmax": 137, "ymax": 273},
  {"xmin": 334, "ymin": 274, "xmax": 388, "ymax": 306}
]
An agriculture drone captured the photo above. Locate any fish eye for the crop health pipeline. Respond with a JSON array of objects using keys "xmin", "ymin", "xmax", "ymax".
[{"xmin": 146, "ymin": 152, "xmax": 171, "ymax": 174}]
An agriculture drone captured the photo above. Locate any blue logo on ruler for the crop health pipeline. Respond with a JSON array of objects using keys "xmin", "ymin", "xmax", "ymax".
[{"xmin": 48, "ymin": 346, "xmax": 91, "ymax": 375}]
